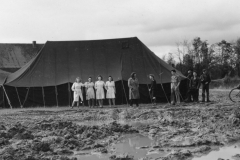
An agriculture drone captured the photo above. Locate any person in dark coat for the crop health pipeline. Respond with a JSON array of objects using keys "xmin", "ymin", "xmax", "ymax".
[
  {"xmin": 189, "ymin": 71, "xmax": 201, "ymax": 102},
  {"xmin": 185, "ymin": 70, "xmax": 193, "ymax": 102},
  {"xmin": 200, "ymin": 69, "xmax": 211, "ymax": 102},
  {"xmin": 149, "ymin": 74, "xmax": 157, "ymax": 105}
]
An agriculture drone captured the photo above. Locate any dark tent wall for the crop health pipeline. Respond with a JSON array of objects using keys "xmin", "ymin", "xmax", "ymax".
[
  {"xmin": 1, "ymin": 37, "xmax": 187, "ymax": 108},
  {"xmin": 2, "ymin": 80, "xmax": 187, "ymax": 108}
]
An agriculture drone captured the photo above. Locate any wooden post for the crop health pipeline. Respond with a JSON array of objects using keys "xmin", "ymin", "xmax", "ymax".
[
  {"xmin": 22, "ymin": 87, "xmax": 30, "ymax": 107},
  {"xmin": 121, "ymin": 80, "xmax": 128, "ymax": 106},
  {"xmin": 55, "ymin": 86, "xmax": 59, "ymax": 107},
  {"xmin": 2, "ymin": 85, "xmax": 12, "ymax": 109},
  {"xmin": 42, "ymin": 87, "xmax": 45, "ymax": 108},
  {"xmin": 15, "ymin": 87, "xmax": 22, "ymax": 108}
]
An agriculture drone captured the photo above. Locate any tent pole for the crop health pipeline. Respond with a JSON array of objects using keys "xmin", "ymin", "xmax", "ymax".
[
  {"xmin": 121, "ymin": 80, "xmax": 128, "ymax": 106},
  {"xmin": 2, "ymin": 86, "xmax": 4, "ymax": 108},
  {"xmin": 23, "ymin": 87, "xmax": 30, "ymax": 107},
  {"xmin": 68, "ymin": 82, "xmax": 71, "ymax": 107},
  {"xmin": 1, "ymin": 85, "xmax": 12, "ymax": 109},
  {"xmin": 55, "ymin": 85, "xmax": 59, "ymax": 107},
  {"xmin": 42, "ymin": 87, "xmax": 45, "ymax": 108},
  {"xmin": 159, "ymin": 73, "xmax": 170, "ymax": 104},
  {"xmin": 15, "ymin": 87, "xmax": 22, "ymax": 108}
]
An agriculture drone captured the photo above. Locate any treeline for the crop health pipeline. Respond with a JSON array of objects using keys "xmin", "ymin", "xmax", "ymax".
[{"xmin": 163, "ymin": 37, "xmax": 240, "ymax": 80}]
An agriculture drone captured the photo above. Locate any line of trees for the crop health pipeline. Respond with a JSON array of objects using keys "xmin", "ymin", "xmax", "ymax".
[{"xmin": 162, "ymin": 37, "xmax": 240, "ymax": 80}]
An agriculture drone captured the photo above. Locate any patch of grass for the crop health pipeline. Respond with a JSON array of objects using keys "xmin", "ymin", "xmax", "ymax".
[{"xmin": 211, "ymin": 76, "xmax": 240, "ymax": 89}]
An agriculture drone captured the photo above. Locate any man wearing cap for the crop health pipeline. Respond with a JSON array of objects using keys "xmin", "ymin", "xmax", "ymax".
[
  {"xmin": 185, "ymin": 70, "xmax": 193, "ymax": 102},
  {"xmin": 200, "ymin": 69, "xmax": 211, "ymax": 102},
  {"xmin": 171, "ymin": 69, "xmax": 181, "ymax": 105}
]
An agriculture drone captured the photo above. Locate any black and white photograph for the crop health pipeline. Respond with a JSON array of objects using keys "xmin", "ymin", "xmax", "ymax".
[{"xmin": 0, "ymin": 0, "xmax": 240, "ymax": 159}]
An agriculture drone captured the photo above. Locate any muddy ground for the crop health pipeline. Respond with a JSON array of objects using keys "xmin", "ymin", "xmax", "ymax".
[{"xmin": 0, "ymin": 89, "xmax": 239, "ymax": 160}]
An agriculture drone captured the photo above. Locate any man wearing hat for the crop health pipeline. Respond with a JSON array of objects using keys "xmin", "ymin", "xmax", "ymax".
[{"xmin": 200, "ymin": 69, "xmax": 211, "ymax": 102}]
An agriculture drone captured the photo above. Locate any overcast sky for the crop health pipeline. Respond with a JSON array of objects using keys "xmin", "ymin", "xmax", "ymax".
[{"xmin": 1, "ymin": 0, "xmax": 240, "ymax": 58}]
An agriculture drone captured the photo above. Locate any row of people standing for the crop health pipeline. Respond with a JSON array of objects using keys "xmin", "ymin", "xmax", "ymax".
[
  {"xmin": 185, "ymin": 69, "xmax": 211, "ymax": 103},
  {"xmin": 71, "ymin": 72, "xmax": 157, "ymax": 108},
  {"xmin": 71, "ymin": 76, "xmax": 116, "ymax": 108}
]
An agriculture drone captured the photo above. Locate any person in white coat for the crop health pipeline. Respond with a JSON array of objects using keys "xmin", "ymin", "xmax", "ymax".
[
  {"xmin": 85, "ymin": 77, "xmax": 95, "ymax": 108},
  {"xmin": 95, "ymin": 75, "xmax": 105, "ymax": 108},
  {"xmin": 105, "ymin": 76, "xmax": 116, "ymax": 107},
  {"xmin": 71, "ymin": 77, "xmax": 84, "ymax": 109}
]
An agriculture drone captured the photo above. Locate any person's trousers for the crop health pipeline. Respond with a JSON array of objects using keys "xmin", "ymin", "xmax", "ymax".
[
  {"xmin": 189, "ymin": 89, "xmax": 199, "ymax": 102},
  {"xmin": 185, "ymin": 88, "xmax": 193, "ymax": 102},
  {"xmin": 202, "ymin": 84, "xmax": 209, "ymax": 101},
  {"xmin": 171, "ymin": 87, "xmax": 180, "ymax": 104},
  {"xmin": 130, "ymin": 99, "xmax": 139, "ymax": 107}
]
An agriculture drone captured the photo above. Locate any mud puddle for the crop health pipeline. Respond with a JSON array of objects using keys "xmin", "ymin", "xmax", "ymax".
[
  {"xmin": 193, "ymin": 143, "xmax": 240, "ymax": 160},
  {"xmin": 73, "ymin": 133, "xmax": 168, "ymax": 160}
]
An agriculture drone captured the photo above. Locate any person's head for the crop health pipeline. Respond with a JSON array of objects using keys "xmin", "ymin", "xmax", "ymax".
[
  {"xmin": 108, "ymin": 76, "xmax": 113, "ymax": 81},
  {"xmin": 88, "ymin": 77, "xmax": 92, "ymax": 82},
  {"xmin": 149, "ymin": 74, "xmax": 154, "ymax": 80},
  {"xmin": 193, "ymin": 71, "xmax": 197, "ymax": 77},
  {"xmin": 97, "ymin": 75, "xmax": 103, "ymax": 81},
  {"xmin": 75, "ymin": 77, "xmax": 81, "ymax": 83},
  {"xmin": 188, "ymin": 70, "xmax": 193, "ymax": 75},
  {"xmin": 131, "ymin": 72, "xmax": 137, "ymax": 79},
  {"xmin": 171, "ymin": 69, "xmax": 176, "ymax": 75}
]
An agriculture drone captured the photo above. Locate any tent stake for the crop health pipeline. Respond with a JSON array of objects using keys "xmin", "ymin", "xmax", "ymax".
[
  {"xmin": 1, "ymin": 85, "xmax": 12, "ymax": 109},
  {"xmin": 159, "ymin": 73, "xmax": 170, "ymax": 104},
  {"xmin": 23, "ymin": 87, "xmax": 30, "ymax": 107},
  {"xmin": 55, "ymin": 85, "xmax": 59, "ymax": 107},
  {"xmin": 42, "ymin": 87, "xmax": 45, "ymax": 108},
  {"xmin": 121, "ymin": 80, "xmax": 128, "ymax": 106},
  {"xmin": 15, "ymin": 87, "xmax": 22, "ymax": 108}
]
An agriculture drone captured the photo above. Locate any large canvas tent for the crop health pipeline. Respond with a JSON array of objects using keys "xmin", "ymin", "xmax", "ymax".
[{"xmin": 0, "ymin": 37, "xmax": 186, "ymax": 108}]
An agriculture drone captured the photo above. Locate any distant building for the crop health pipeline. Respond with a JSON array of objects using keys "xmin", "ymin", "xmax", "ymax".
[{"xmin": 0, "ymin": 41, "xmax": 44, "ymax": 73}]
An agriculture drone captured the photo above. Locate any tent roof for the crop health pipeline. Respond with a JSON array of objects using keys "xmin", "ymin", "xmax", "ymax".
[
  {"xmin": 3, "ymin": 37, "xmax": 185, "ymax": 87},
  {"xmin": 0, "ymin": 43, "xmax": 43, "ymax": 68}
]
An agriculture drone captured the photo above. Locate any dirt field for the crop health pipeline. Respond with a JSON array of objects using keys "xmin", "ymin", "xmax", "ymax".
[{"xmin": 0, "ymin": 89, "xmax": 239, "ymax": 160}]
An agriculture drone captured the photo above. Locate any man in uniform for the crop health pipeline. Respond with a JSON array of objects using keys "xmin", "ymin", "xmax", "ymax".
[
  {"xmin": 185, "ymin": 70, "xmax": 193, "ymax": 102},
  {"xmin": 200, "ymin": 69, "xmax": 211, "ymax": 102}
]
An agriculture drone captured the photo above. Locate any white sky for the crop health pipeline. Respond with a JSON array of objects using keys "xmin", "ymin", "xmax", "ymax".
[{"xmin": 1, "ymin": 0, "xmax": 240, "ymax": 58}]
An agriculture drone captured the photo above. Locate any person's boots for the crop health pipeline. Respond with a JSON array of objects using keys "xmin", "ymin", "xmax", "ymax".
[
  {"xmin": 207, "ymin": 97, "xmax": 211, "ymax": 102},
  {"xmin": 152, "ymin": 98, "xmax": 156, "ymax": 105}
]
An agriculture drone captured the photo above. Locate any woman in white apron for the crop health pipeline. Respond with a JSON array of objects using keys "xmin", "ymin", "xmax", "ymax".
[
  {"xmin": 105, "ymin": 76, "xmax": 116, "ymax": 107},
  {"xmin": 95, "ymin": 75, "xmax": 105, "ymax": 108},
  {"xmin": 71, "ymin": 77, "xmax": 84, "ymax": 109},
  {"xmin": 85, "ymin": 77, "xmax": 95, "ymax": 108}
]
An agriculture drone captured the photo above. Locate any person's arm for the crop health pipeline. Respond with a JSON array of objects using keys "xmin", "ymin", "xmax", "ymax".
[
  {"xmin": 71, "ymin": 83, "xmax": 75, "ymax": 91},
  {"xmin": 197, "ymin": 78, "xmax": 201, "ymax": 89},
  {"xmin": 149, "ymin": 81, "xmax": 152, "ymax": 91},
  {"xmin": 84, "ymin": 83, "xmax": 88, "ymax": 93},
  {"xmin": 105, "ymin": 81, "xmax": 108, "ymax": 90},
  {"xmin": 113, "ymin": 81, "xmax": 116, "ymax": 94},
  {"xmin": 94, "ymin": 82, "xmax": 97, "ymax": 90},
  {"xmin": 176, "ymin": 76, "xmax": 180, "ymax": 88},
  {"xmin": 128, "ymin": 79, "xmax": 132, "ymax": 89}
]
